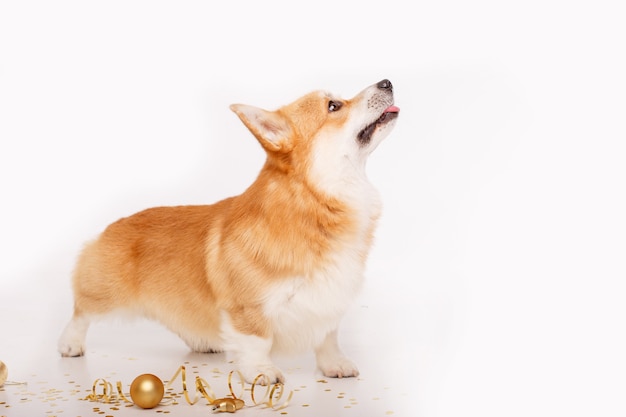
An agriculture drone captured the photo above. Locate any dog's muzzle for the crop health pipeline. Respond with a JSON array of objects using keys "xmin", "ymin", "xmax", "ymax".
[{"xmin": 357, "ymin": 79, "xmax": 399, "ymax": 145}]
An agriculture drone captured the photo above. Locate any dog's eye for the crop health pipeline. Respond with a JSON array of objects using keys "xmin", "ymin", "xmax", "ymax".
[{"xmin": 328, "ymin": 101, "xmax": 342, "ymax": 112}]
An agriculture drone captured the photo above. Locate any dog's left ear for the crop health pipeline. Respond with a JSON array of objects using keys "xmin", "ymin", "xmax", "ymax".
[{"xmin": 230, "ymin": 104, "xmax": 292, "ymax": 152}]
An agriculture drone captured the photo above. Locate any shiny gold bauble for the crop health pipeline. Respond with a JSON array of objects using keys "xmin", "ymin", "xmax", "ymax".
[
  {"xmin": 0, "ymin": 360, "xmax": 7, "ymax": 386},
  {"xmin": 129, "ymin": 373, "xmax": 164, "ymax": 409}
]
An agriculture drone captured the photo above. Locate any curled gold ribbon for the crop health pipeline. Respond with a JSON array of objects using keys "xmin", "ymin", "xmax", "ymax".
[
  {"xmin": 227, "ymin": 370, "xmax": 245, "ymax": 400},
  {"xmin": 85, "ymin": 378, "xmax": 133, "ymax": 404},
  {"xmin": 86, "ymin": 365, "xmax": 293, "ymax": 412},
  {"xmin": 268, "ymin": 382, "xmax": 293, "ymax": 411},
  {"xmin": 115, "ymin": 380, "xmax": 133, "ymax": 403},
  {"xmin": 249, "ymin": 373, "xmax": 293, "ymax": 410},
  {"xmin": 164, "ymin": 365, "xmax": 217, "ymax": 405}
]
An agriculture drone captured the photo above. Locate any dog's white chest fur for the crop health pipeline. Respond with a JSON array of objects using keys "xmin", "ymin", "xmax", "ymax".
[{"xmin": 264, "ymin": 182, "xmax": 381, "ymax": 353}]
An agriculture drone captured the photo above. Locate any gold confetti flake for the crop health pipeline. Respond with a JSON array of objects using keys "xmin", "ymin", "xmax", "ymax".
[{"xmin": 316, "ymin": 379, "xmax": 328, "ymax": 383}]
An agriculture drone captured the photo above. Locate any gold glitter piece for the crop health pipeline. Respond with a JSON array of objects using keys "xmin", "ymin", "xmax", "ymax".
[{"xmin": 316, "ymin": 379, "xmax": 328, "ymax": 383}]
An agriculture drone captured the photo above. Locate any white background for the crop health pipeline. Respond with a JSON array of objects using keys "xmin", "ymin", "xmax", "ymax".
[{"xmin": 1, "ymin": 1, "xmax": 625, "ymax": 416}]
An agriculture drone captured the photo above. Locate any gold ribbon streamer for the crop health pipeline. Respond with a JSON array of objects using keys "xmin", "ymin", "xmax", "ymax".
[
  {"xmin": 85, "ymin": 378, "xmax": 133, "ymax": 404},
  {"xmin": 227, "ymin": 370, "xmax": 245, "ymax": 399},
  {"xmin": 268, "ymin": 382, "xmax": 293, "ymax": 411},
  {"xmin": 115, "ymin": 381, "xmax": 133, "ymax": 403},
  {"xmin": 86, "ymin": 365, "xmax": 293, "ymax": 412},
  {"xmin": 163, "ymin": 365, "xmax": 217, "ymax": 405},
  {"xmin": 249, "ymin": 373, "xmax": 293, "ymax": 410}
]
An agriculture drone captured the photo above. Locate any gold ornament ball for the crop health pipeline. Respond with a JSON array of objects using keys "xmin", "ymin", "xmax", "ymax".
[
  {"xmin": 129, "ymin": 373, "xmax": 164, "ymax": 409},
  {"xmin": 0, "ymin": 360, "xmax": 7, "ymax": 386}
]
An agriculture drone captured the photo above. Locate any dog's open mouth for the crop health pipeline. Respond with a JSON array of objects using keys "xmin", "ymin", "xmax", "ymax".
[{"xmin": 357, "ymin": 105, "xmax": 400, "ymax": 145}]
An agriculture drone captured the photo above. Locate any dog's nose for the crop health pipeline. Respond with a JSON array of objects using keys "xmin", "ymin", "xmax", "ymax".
[{"xmin": 377, "ymin": 79, "xmax": 393, "ymax": 91}]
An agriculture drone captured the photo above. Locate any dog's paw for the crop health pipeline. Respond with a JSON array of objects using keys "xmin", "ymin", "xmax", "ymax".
[
  {"xmin": 239, "ymin": 365, "xmax": 285, "ymax": 385},
  {"xmin": 58, "ymin": 339, "xmax": 85, "ymax": 357},
  {"xmin": 319, "ymin": 356, "xmax": 360, "ymax": 379},
  {"xmin": 58, "ymin": 316, "xmax": 90, "ymax": 357},
  {"xmin": 57, "ymin": 324, "xmax": 86, "ymax": 357}
]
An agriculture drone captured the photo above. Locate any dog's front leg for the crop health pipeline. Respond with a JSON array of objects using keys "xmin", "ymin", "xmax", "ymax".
[
  {"xmin": 315, "ymin": 329, "xmax": 359, "ymax": 378},
  {"xmin": 221, "ymin": 312, "xmax": 284, "ymax": 384}
]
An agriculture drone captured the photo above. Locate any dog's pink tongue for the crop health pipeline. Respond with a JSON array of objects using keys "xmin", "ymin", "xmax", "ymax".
[{"xmin": 384, "ymin": 105, "xmax": 400, "ymax": 113}]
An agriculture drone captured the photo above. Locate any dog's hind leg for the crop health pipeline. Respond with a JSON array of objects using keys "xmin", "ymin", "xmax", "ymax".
[
  {"xmin": 58, "ymin": 310, "xmax": 90, "ymax": 357},
  {"xmin": 57, "ymin": 239, "xmax": 123, "ymax": 357}
]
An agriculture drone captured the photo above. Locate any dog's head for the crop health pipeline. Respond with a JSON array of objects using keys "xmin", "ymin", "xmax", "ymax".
[{"xmin": 230, "ymin": 79, "xmax": 399, "ymax": 192}]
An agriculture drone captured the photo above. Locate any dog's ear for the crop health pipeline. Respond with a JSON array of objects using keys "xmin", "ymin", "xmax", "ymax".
[{"xmin": 230, "ymin": 104, "xmax": 292, "ymax": 152}]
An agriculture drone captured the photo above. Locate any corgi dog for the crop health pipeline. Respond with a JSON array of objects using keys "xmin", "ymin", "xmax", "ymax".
[{"xmin": 58, "ymin": 79, "xmax": 399, "ymax": 383}]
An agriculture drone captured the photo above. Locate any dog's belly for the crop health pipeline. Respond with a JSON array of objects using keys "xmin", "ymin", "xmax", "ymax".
[{"xmin": 263, "ymin": 259, "xmax": 365, "ymax": 353}]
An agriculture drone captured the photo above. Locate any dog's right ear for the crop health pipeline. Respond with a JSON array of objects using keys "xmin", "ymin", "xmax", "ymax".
[{"xmin": 230, "ymin": 104, "xmax": 293, "ymax": 153}]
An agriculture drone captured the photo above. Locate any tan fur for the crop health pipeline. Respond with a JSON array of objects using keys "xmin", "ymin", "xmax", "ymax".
[{"xmin": 59, "ymin": 79, "xmax": 399, "ymax": 383}]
